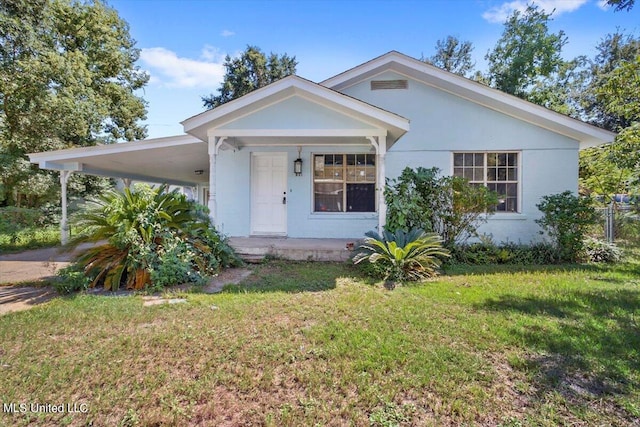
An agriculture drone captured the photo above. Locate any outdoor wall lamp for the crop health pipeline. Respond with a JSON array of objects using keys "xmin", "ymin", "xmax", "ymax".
[{"xmin": 294, "ymin": 147, "xmax": 303, "ymax": 176}]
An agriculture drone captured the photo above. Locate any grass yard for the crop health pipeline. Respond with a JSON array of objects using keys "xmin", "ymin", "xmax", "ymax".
[
  {"xmin": 0, "ymin": 256, "xmax": 639, "ymax": 426},
  {"xmin": 0, "ymin": 226, "xmax": 61, "ymax": 254}
]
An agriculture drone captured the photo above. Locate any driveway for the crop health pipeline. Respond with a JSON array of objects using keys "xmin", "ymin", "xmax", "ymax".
[
  {"xmin": 0, "ymin": 244, "xmax": 91, "ymax": 316},
  {"xmin": 0, "ymin": 244, "xmax": 95, "ymax": 285}
]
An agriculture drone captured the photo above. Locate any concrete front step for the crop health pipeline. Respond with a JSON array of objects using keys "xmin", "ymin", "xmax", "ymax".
[{"xmin": 229, "ymin": 237, "xmax": 358, "ymax": 262}]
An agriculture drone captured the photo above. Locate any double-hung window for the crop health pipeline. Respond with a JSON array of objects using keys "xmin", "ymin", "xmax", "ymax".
[
  {"xmin": 453, "ymin": 152, "xmax": 519, "ymax": 212},
  {"xmin": 313, "ymin": 154, "xmax": 376, "ymax": 212}
]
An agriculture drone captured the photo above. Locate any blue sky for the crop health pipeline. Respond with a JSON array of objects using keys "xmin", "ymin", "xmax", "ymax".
[{"xmin": 108, "ymin": 0, "xmax": 640, "ymax": 139}]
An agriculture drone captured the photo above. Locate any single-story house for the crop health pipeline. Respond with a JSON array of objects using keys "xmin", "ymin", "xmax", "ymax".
[{"xmin": 29, "ymin": 51, "xmax": 615, "ymax": 244}]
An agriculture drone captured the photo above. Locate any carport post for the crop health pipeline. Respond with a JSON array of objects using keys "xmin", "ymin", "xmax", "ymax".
[{"xmin": 60, "ymin": 170, "xmax": 72, "ymax": 245}]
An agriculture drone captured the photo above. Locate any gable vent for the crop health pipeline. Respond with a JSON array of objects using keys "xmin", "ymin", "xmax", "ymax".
[{"xmin": 370, "ymin": 79, "xmax": 408, "ymax": 90}]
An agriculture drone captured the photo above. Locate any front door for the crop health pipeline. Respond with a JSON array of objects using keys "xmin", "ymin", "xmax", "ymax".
[{"xmin": 251, "ymin": 152, "xmax": 287, "ymax": 235}]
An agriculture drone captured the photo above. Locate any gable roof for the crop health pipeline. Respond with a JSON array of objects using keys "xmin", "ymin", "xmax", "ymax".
[
  {"xmin": 321, "ymin": 51, "xmax": 615, "ymax": 149},
  {"xmin": 181, "ymin": 75, "xmax": 410, "ymax": 144}
]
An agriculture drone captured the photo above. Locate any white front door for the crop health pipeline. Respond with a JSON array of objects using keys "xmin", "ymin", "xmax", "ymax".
[{"xmin": 251, "ymin": 152, "xmax": 287, "ymax": 235}]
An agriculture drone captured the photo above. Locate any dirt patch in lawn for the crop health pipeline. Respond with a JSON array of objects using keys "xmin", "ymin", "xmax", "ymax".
[{"xmin": 202, "ymin": 268, "xmax": 253, "ymax": 293}]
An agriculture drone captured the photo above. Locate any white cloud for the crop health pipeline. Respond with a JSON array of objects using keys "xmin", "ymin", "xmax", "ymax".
[
  {"xmin": 221, "ymin": 29, "xmax": 235, "ymax": 37},
  {"xmin": 597, "ymin": 0, "xmax": 611, "ymax": 10},
  {"xmin": 482, "ymin": 0, "xmax": 588, "ymax": 23},
  {"xmin": 140, "ymin": 47, "xmax": 225, "ymax": 88},
  {"xmin": 200, "ymin": 44, "xmax": 224, "ymax": 62}
]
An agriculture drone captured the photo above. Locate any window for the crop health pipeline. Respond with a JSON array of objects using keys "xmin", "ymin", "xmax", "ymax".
[
  {"xmin": 313, "ymin": 154, "xmax": 376, "ymax": 212},
  {"xmin": 453, "ymin": 152, "xmax": 519, "ymax": 212}
]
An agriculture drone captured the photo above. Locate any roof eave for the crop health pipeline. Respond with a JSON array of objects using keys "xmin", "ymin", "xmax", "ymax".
[{"xmin": 28, "ymin": 134, "xmax": 201, "ymax": 162}]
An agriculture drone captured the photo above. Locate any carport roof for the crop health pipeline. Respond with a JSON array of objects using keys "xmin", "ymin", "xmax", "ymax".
[{"xmin": 28, "ymin": 135, "xmax": 207, "ymax": 186}]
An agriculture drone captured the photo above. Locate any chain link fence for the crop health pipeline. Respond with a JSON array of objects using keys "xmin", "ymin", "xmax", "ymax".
[{"xmin": 595, "ymin": 204, "xmax": 640, "ymax": 244}]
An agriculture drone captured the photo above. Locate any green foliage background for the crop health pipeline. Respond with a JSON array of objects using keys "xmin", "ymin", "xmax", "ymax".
[{"xmin": 0, "ymin": 0, "xmax": 148, "ymax": 207}]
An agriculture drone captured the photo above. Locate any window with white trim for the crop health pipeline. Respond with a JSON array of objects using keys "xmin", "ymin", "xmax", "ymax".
[
  {"xmin": 453, "ymin": 152, "xmax": 519, "ymax": 213},
  {"xmin": 313, "ymin": 154, "xmax": 376, "ymax": 212}
]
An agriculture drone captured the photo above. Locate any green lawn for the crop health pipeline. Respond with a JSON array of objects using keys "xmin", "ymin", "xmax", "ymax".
[
  {"xmin": 0, "ymin": 226, "xmax": 61, "ymax": 254},
  {"xmin": 0, "ymin": 256, "xmax": 638, "ymax": 426}
]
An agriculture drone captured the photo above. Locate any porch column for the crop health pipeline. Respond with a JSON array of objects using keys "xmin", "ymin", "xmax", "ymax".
[
  {"xmin": 59, "ymin": 170, "xmax": 72, "ymax": 244},
  {"xmin": 368, "ymin": 135, "xmax": 387, "ymax": 232},
  {"xmin": 207, "ymin": 135, "xmax": 227, "ymax": 227},
  {"xmin": 377, "ymin": 136, "xmax": 387, "ymax": 232}
]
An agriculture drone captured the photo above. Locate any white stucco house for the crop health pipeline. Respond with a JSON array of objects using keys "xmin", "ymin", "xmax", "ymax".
[{"xmin": 29, "ymin": 51, "xmax": 614, "ymax": 244}]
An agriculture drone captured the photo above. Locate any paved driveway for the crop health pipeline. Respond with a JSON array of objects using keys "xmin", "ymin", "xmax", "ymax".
[
  {"xmin": 0, "ymin": 244, "xmax": 93, "ymax": 316},
  {"xmin": 0, "ymin": 245, "xmax": 94, "ymax": 285}
]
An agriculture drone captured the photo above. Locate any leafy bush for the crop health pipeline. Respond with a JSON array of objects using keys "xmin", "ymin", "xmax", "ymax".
[
  {"xmin": 385, "ymin": 167, "xmax": 497, "ymax": 246},
  {"xmin": 582, "ymin": 237, "xmax": 622, "ymax": 263},
  {"xmin": 447, "ymin": 240, "xmax": 562, "ymax": 265},
  {"xmin": 54, "ymin": 264, "xmax": 91, "ymax": 294},
  {"xmin": 353, "ymin": 229, "xmax": 450, "ymax": 286},
  {"xmin": 0, "ymin": 207, "xmax": 44, "ymax": 233},
  {"xmin": 67, "ymin": 184, "xmax": 242, "ymax": 291},
  {"xmin": 536, "ymin": 191, "xmax": 598, "ymax": 262}
]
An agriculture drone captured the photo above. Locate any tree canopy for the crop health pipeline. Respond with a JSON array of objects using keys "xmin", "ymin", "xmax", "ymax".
[
  {"xmin": 485, "ymin": 5, "xmax": 567, "ymax": 99},
  {"xmin": 597, "ymin": 54, "xmax": 640, "ymax": 186},
  {"xmin": 582, "ymin": 32, "xmax": 640, "ymax": 131},
  {"xmin": 0, "ymin": 0, "xmax": 148, "ymax": 207},
  {"xmin": 606, "ymin": 0, "xmax": 635, "ymax": 11},
  {"xmin": 202, "ymin": 45, "xmax": 297, "ymax": 110},
  {"xmin": 578, "ymin": 33, "xmax": 640, "ymax": 199},
  {"xmin": 425, "ymin": 36, "xmax": 475, "ymax": 77}
]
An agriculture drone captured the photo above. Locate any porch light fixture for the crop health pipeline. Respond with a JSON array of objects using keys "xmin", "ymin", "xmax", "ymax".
[{"xmin": 294, "ymin": 147, "xmax": 303, "ymax": 176}]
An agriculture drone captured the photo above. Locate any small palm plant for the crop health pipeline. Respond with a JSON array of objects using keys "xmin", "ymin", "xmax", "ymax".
[{"xmin": 353, "ymin": 228, "xmax": 450, "ymax": 289}]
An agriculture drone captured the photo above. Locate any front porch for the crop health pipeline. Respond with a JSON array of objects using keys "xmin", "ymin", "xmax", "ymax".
[{"xmin": 229, "ymin": 237, "xmax": 357, "ymax": 262}]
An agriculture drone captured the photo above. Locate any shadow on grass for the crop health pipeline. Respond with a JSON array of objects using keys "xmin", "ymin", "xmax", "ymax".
[
  {"xmin": 478, "ymin": 288, "xmax": 640, "ymax": 418},
  {"xmin": 220, "ymin": 260, "xmax": 364, "ymax": 294}
]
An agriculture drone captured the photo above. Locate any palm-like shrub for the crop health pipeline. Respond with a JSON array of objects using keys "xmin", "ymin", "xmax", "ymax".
[
  {"xmin": 67, "ymin": 184, "xmax": 240, "ymax": 291},
  {"xmin": 353, "ymin": 229, "xmax": 450, "ymax": 287}
]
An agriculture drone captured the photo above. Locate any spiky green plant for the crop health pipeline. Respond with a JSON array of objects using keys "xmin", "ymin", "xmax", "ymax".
[
  {"xmin": 67, "ymin": 184, "xmax": 239, "ymax": 291},
  {"xmin": 353, "ymin": 229, "xmax": 450, "ymax": 286}
]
